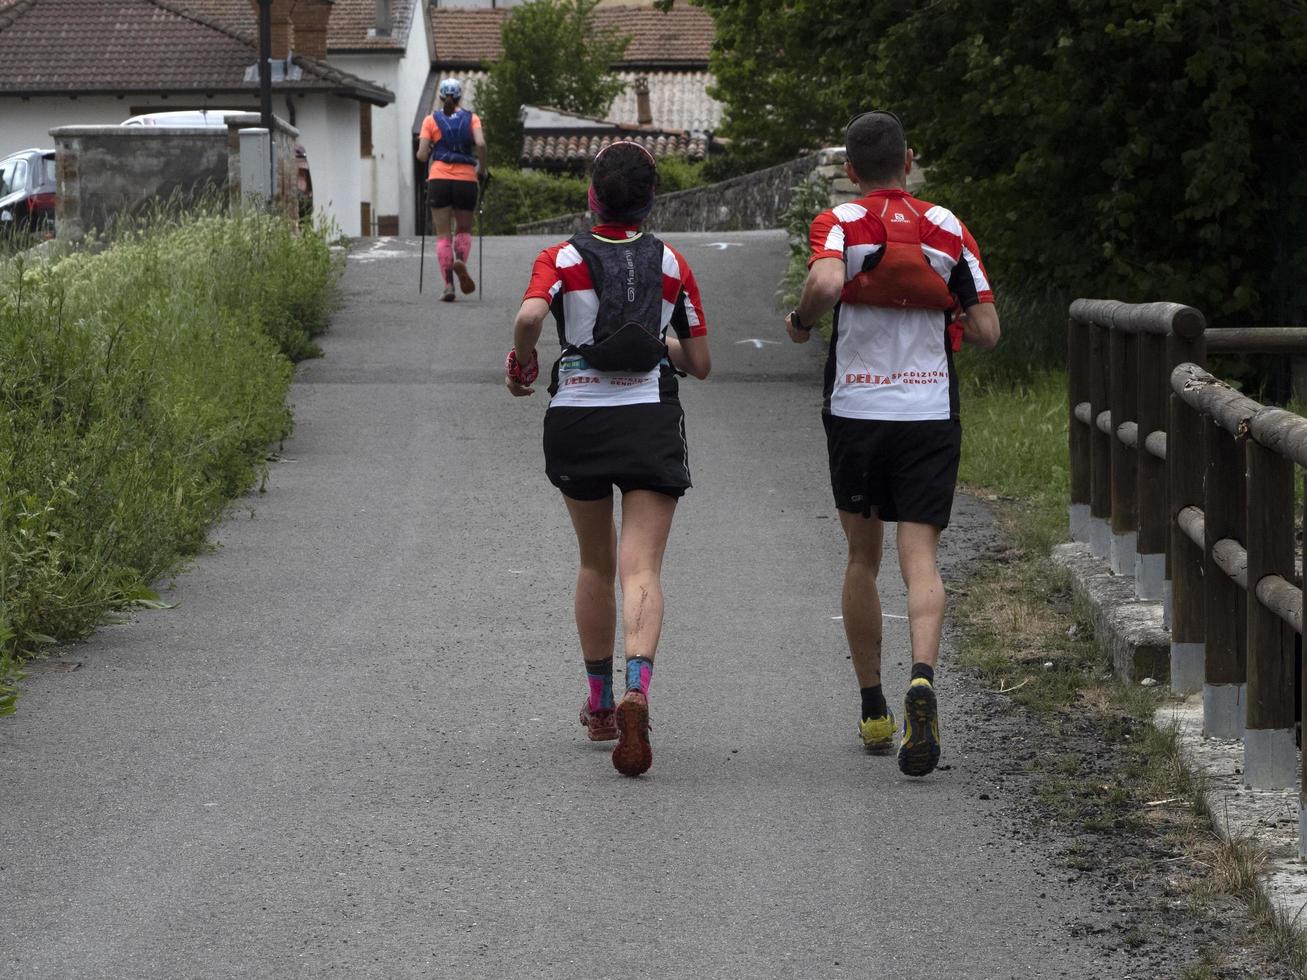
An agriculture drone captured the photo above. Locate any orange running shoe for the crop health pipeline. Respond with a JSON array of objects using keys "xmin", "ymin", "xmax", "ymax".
[{"xmin": 579, "ymin": 700, "xmax": 617, "ymax": 742}]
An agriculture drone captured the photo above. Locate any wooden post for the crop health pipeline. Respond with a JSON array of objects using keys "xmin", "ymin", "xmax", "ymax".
[
  {"xmin": 1164, "ymin": 322, "xmax": 1206, "ymax": 630},
  {"xmin": 1109, "ymin": 326, "xmax": 1139, "ymax": 575},
  {"xmin": 1243, "ymin": 432, "xmax": 1297, "ymax": 788},
  {"xmin": 1069, "ymin": 317, "xmax": 1091, "ymax": 542},
  {"xmin": 1168, "ymin": 388, "xmax": 1206, "ymax": 693},
  {"xmin": 1088, "ymin": 321, "xmax": 1112, "ymax": 558},
  {"xmin": 1202, "ymin": 417, "xmax": 1246, "ymax": 738},
  {"xmin": 1135, "ymin": 331, "xmax": 1167, "ymax": 599}
]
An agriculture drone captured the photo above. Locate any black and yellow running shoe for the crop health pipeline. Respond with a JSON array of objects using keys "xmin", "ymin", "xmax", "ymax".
[
  {"xmin": 898, "ymin": 677, "xmax": 941, "ymax": 777},
  {"xmin": 858, "ymin": 710, "xmax": 896, "ymax": 755}
]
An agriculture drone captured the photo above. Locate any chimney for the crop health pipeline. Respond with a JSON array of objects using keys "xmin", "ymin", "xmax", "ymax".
[
  {"xmin": 375, "ymin": 0, "xmax": 393, "ymax": 36},
  {"xmin": 248, "ymin": 0, "xmax": 296, "ymax": 59},
  {"xmin": 635, "ymin": 75, "xmax": 652, "ymax": 126},
  {"xmin": 291, "ymin": 0, "xmax": 333, "ymax": 60}
]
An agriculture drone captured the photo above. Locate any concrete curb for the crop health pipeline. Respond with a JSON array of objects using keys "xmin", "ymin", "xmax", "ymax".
[
  {"xmin": 1052, "ymin": 541, "xmax": 1169, "ymax": 683},
  {"xmin": 1158, "ymin": 698, "xmax": 1307, "ymax": 926}
]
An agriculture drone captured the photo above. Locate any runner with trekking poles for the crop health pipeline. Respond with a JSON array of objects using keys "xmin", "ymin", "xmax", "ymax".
[
  {"xmin": 504, "ymin": 140, "xmax": 712, "ymax": 778},
  {"xmin": 417, "ymin": 78, "xmax": 487, "ymax": 302}
]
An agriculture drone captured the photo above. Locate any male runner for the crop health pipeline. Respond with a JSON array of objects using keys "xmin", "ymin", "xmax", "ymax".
[
  {"xmin": 785, "ymin": 110, "xmax": 1000, "ymax": 777},
  {"xmin": 416, "ymin": 78, "xmax": 487, "ymax": 302}
]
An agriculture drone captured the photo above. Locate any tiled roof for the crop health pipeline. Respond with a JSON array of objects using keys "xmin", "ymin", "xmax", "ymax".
[
  {"xmin": 520, "ymin": 131, "xmax": 708, "ymax": 171},
  {"xmin": 435, "ymin": 69, "xmax": 721, "ymax": 135},
  {"xmin": 432, "ymin": 4, "xmax": 713, "ymax": 67},
  {"xmin": 167, "ymin": 0, "xmax": 419, "ymax": 53},
  {"xmin": 0, "ymin": 0, "xmax": 393, "ymax": 103}
]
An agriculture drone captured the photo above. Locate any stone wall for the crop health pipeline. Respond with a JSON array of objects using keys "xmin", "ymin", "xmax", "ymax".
[
  {"xmin": 517, "ymin": 147, "xmax": 856, "ymax": 236},
  {"xmin": 51, "ymin": 115, "xmax": 299, "ymax": 239}
]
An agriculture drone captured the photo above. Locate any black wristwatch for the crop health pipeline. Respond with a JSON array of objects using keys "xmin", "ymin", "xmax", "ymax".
[{"xmin": 790, "ymin": 308, "xmax": 810, "ymax": 332}]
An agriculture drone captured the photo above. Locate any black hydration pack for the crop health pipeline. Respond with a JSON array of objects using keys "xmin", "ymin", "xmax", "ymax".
[{"xmin": 565, "ymin": 231, "xmax": 666, "ymax": 372}]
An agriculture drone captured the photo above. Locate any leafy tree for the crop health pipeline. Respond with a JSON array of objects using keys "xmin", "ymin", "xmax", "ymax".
[
  {"xmin": 477, "ymin": 0, "xmax": 632, "ymax": 166},
  {"xmin": 692, "ymin": 0, "xmax": 1307, "ymax": 334}
]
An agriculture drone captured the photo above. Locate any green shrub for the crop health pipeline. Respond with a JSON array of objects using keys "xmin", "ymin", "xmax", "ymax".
[
  {"xmin": 0, "ymin": 208, "xmax": 340, "ymax": 715},
  {"xmin": 479, "ymin": 168, "xmax": 589, "ymax": 234}
]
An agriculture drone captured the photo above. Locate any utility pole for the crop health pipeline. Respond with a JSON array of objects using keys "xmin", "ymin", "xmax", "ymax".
[{"xmin": 258, "ymin": 0, "xmax": 274, "ymax": 197}]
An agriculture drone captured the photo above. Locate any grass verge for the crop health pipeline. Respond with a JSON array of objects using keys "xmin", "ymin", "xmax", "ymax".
[
  {"xmin": 0, "ymin": 207, "xmax": 341, "ymax": 715},
  {"xmin": 955, "ymin": 371, "xmax": 1307, "ymax": 977}
]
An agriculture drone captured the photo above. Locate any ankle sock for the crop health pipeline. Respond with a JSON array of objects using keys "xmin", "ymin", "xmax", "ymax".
[
  {"xmin": 860, "ymin": 685, "xmax": 887, "ymax": 720},
  {"xmin": 584, "ymin": 657, "xmax": 614, "ymax": 711},
  {"xmin": 625, "ymin": 657, "xmax": 652, "ymax": 697},
  {"xmin": 911, "ymin": 662, "xmax": 935, "ymax": 685}
]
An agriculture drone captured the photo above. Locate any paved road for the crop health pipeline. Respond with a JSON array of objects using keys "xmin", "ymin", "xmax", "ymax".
[{"xmin": 4, "ymin": 231, "xmax": 1128, "ymax": 978}]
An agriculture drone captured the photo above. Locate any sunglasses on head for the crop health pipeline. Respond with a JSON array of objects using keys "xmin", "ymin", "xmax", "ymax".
[
  {"xmin": 844, "ymin": 109, "xmax": 904, "ymax": 135},
  {"xmin": 594, "ymin": 139, "xmax": 656, "ymax": 165}
]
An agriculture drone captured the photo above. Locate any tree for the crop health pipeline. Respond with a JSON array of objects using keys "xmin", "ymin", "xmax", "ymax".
[
  {"xmin": 693, "ymin": 0, "xmax": 1307, "ymax": 332},
  {"xmin": 477, "ymin": 0, "xmax": 632, "ymax": 166}
]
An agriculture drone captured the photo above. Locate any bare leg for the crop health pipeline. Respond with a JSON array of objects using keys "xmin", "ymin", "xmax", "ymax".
[
  {"xmin": 617, "ymin": 490, "xmax": 678, "ymax": 662},
  {"xmin": 563, "ymin": 495, "xmax": 617, "ymax": 663},
  {"xmin": 838, "ymin": 509, "xmax": 885, "ymax": 688},
  {"xmin": 896, "ymin": 521, "xmax": 945, "ymax": 667}
]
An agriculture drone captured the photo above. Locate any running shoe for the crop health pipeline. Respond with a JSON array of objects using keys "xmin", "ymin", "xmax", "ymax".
[
  {"xmin": 612, "ymin": 689, "xmax": 652, "ymax": 777},
  {"xmin": 579, "ymin": 699, "xmax": 617, "ymax": 742},
  {"xmin": 452, "ymin": 258, "xmax": 476, "ymax": 295},
  {"xmin": 858, "ymin": 710, "xmax": 896, "ymax": 755},
  {"xmin": 441, "ymin": 283, "xmax": 456, "ymax": 302},
  {"xmin": 898, "ymin": 677, "xmax": 941, "ymax": 777}
]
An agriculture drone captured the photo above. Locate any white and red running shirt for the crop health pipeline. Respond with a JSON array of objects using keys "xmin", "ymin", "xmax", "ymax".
[
  {"xmin": 523, "ymin": 223, "xmax": 708, "ymax": 408},
  {"xmin": 808, "ymin": 189, "xmax": 994, "ymax": 421}
]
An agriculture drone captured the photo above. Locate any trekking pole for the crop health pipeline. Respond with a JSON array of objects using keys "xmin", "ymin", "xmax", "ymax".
[
  {"xmin": 419, "ymin": 180, "xmax": 427, "ymax": 294},
  {"xmin": 477, "ymin": 170, "xmax": 491, "ymax": 301}
]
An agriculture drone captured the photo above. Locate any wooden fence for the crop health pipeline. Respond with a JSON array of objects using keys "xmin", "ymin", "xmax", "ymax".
[{"xmin": 1067, "ymin": 299, "xmax": 1307, "ymax": 852}]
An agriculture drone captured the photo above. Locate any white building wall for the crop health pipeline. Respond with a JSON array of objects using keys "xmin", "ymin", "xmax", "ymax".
[
  {"xmin": 294, "ymin": 96, "xmax": 364, "ymax": 237},
  {"xmin": 0, "ymin": 96, "xmax": 256, "ymax": 150},
  {"xmin": 329, "ymin": 1, "xmax": 432, "ymax": 235}
]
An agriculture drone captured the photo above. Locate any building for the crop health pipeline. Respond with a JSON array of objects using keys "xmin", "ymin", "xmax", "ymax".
[
  {"xmin": 0, "ymin": 0, "xmax": 397, "ymax": 237},
  {"xmin": 427, "ymin": 2, "xmax": 722, "ymax": 170}
]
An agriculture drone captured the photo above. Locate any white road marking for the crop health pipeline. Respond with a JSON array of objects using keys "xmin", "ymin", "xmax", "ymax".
[
  {"xmin": 702, "ymin": 242, "xmax": 741, "ymax": 250},
  {"xmin": 735, "ymin": 338, "xmax": 781, "ymax": 349},
  {"xmin": 831, "ymin": 614, "xmax": 909, "ymax": 621}
]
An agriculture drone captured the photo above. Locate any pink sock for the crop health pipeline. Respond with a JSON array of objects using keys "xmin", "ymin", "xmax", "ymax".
[
  {"xmin": 436, "ymin": 237, "xmax": 453, "ymax": 284},
  {"xmin": 453, "ymin": 232, "xmax": 472, "ymax": 263}
]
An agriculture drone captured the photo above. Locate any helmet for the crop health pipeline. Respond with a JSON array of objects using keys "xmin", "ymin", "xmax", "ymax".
[{"xmin": 438, "ymin": 78, "xmax": 463, "ymax": 101}]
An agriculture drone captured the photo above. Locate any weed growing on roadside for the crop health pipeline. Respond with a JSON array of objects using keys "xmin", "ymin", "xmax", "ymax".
[{"xmin": 0, "ymin": 208, "xmax": 340, "ymax": 714}]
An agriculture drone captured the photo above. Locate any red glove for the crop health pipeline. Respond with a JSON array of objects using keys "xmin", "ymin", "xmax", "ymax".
[
  {"xmin": 506, "ymin": 348, "xmax": 539, "ymax": 385},
  {"xmin": 947, "ymin": 318, "xmax": 964, "ymax": 353}
]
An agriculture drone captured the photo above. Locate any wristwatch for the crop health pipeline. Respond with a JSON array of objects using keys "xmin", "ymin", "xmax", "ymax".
[{"xmin": 789, "ymin": 308, "xmax": 810, "ymax": 332}]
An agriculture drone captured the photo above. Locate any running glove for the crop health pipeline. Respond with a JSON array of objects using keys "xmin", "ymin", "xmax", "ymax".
[{"xmin": 506, "ymin": 348, "xmax": 540, "ymax": 386}]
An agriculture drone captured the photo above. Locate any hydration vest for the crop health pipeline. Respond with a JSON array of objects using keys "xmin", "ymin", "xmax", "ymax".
[
  {"xmin": 840, "ymin": 200, "xmax": 956, "ymax": 312},
  {"xmin": 433, "ymin": 109, "xmax": 476, "ymax": 165},
  {"xmin": 565, "ymin": 232, "xmax": 667, "ymax": 372}
]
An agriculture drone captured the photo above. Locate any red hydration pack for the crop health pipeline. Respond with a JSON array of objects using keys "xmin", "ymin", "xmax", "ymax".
[{"xmin": 839, "ymin": 199, "xmax": 965, "ymax": 350}]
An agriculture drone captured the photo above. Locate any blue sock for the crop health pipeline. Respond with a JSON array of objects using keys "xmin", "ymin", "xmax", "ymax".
[{"xmin": 625, "ymin": 657, "xmax": 652, "ymax": 696}]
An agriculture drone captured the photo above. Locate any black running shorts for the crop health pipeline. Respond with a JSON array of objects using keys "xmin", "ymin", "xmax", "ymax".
[
  {"xmin": 543, "ymin": 403, "xmax": 691, "ymax": 501},
  {"xmin": 427, "ymin": 178, "xmax": 478, "ymax": 211},
  {"xmin": 823, "ymin": 415, "xmax": 962, "ymax": 528}
]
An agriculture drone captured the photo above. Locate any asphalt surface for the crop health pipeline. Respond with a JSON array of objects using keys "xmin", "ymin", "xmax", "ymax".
[{"xmin": 3, "ymin": 231, "xmax": 1128, "ymax": 978}]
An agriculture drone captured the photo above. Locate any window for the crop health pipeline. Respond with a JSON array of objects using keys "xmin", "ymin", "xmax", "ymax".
[
  {"xmin": 12, "ymin": 160, "xmax": 28, "ymax": 193},
  {"xmin": 360, "ymin": 103, "xmax": 373, "ymax": 158},
  {"xmin": 0, "ymin": 160, "xmax": 13, "ymax": 196}
]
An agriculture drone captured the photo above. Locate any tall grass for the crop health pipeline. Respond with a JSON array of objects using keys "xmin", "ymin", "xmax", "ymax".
[{"xmin": 0, "ymin": 208, "xmax": 340, "ymax": 714}]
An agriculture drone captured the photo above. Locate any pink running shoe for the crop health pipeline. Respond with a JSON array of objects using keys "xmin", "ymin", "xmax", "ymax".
[
  {"xmin": 612, "ymin": 690, "xmax": 652, "ymax": 777},
  {"xmin": 579, "ymin": 700, "xmax": 617, "ymax": 742}
]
